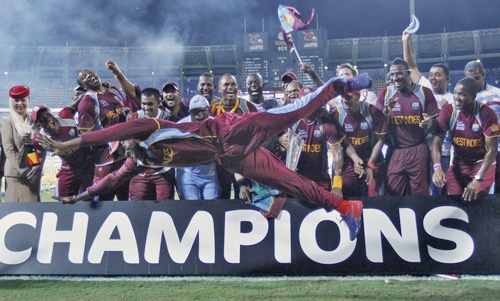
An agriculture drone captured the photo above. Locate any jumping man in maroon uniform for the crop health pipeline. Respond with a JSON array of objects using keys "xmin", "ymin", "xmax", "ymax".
[{"xmin": 39, "ymin": 75, "xmax": 372, "ymax": 241}]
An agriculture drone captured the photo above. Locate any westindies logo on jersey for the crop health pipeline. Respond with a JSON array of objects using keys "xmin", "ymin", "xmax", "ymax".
[
  {"xmin": 472, "ymin": 124, "xmax": 480, "ymax": 132},
  {"xmin": 360, "ymin": 122, "xmax": 368, "ymax": 130},
  {"xmin": 313, "ymin": 130, "xmax": 321, "ymax": 137},
  {"xmin": 412, "ymin": 102, "xmax": 419, "ymax": 110}
]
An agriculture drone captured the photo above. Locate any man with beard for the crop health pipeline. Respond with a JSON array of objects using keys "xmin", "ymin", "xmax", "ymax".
[
  {"xmin": 76, "ymin": 67, "xmax": 133, "ymax": 201},
  {"xmin": 161, "ymin": 81, "xmax": 189, "ymax": 122},
  {"xmin": 32, "ymin": 106, "xmax": 94, "ymax": 197},
  {"xmin": 40, "ymin": 74, "xmax": 373, "ymax": 241},
  {"xmin": 432, "ymin": 78, "xmax": 500, "ymax": 201},
  {"xmin": 210, "ymin": 74, "xmax": 258, "ymax": 199},
  {"xmin": 376, "ymin": 58, "xmax": 439, "ymax": 196},
  {"xmin": 333, "ymin": 90, "xmax": 387, "ymax": 197},
  {"xmin": 198, "ymin": 73, "xmax": 219, "ymax": 105},
  {"xmin": 126, "ymin": 88, "xmax": 174, "ymax": 201},
  {"xmin": 403, "ymin": 31, "xmax": 454, "ymax": 196}
]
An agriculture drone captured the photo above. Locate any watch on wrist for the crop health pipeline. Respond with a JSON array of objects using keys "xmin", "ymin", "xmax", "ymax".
[{"xmin": 474, "ymin": 174, "xmax": 483, "ymax": 182}]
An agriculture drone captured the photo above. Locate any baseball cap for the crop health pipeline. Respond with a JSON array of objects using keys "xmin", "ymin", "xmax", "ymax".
[
  {"xmin": 280, "ymin": 71, "xmax": 297, "ymax": 82},
  {"xmin": 299, "ymin": 86, "xmax": 315, "ymax": 98},
  {"xmin": 9, "ymin": 85, "xmax": 30, "ymax": 99},
  {"xmin": 189, "ymin": 95, "xmax": 210, "ymax": 112},
  {"xmin": 162, "ymin": 81, "xmax": 180, "ymax": 92},
  {"xmin": 31, "ymin": 105, "xmax": 50, "ymax": 123}
]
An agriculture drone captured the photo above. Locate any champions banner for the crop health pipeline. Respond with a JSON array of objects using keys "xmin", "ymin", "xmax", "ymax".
[{"xmin": 0, "ymin": 195, "xmax": 498, "ymax": 276}]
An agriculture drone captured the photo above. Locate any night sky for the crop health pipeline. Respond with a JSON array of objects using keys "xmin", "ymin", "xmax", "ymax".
[{"xmin": 0, "ymin": 0, "xmax": 499, "ymax": 47}]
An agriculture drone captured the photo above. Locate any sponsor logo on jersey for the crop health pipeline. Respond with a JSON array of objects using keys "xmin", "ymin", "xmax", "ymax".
[
  {"xmin": 392, "ymin": 103, "xmax": 401, "ymax": 112},
  {"xmin": 344, "ymin": 123, "xmax": 354, "ymax": 132},
  {"xmin": 456, "ymin": 121, "xmax": 465, "ymax": 131}
]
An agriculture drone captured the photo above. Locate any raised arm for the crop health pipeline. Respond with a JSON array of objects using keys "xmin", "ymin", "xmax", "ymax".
[
  {"xmin": 402, "ymin": 31, "xmax": 422, "ymax": 84},
  {"xmin": 105, "ymin": 60, "xmax": 140, "ymax": 107}
]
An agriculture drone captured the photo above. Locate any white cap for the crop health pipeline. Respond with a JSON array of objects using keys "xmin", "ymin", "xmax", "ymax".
[{"xmin": 189, "ymin": 95, "xmax": 210, "ymax": 111}]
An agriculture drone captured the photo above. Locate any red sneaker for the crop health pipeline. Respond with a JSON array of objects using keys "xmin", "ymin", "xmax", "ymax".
[{"xmin": 340, "ymin": 200, "xmax": 363, "ymax": 241}]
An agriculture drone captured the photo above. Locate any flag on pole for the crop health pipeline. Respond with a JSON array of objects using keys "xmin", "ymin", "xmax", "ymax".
[{"xmin": 277, "ymin": 5, "xmax": 315, "ymax": 47}]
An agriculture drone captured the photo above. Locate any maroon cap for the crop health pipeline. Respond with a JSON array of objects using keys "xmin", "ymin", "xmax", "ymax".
[
  {"xmin": 280, "ymin": 71, "xmax": 297, "ymax": 82},
  {"xmin": 31, "ymin": 105, "xmax": 50, "ymax": 123},
  {"xmin": 162, "ymin": 81, "xmax": 180, "ymax": 92},
  {"xmin": 9, "ymin": 85, "xmax": 30, "ymax": 99},
  {"xmin": 299, "ymin": 86, "xmax": 315, "ymax": 98}
]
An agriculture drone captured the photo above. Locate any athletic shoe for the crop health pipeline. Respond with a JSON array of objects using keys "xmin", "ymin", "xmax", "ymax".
[
  {"xmin": 347, "ymin": 73, "xmax": 372, "ymax": 91},
  {"xmin": 340, "ymin": 200, "xmax": 363, "ymax": 241},
  {"xmin": 436, "ymin": 274, "xmax": 461, "ymax": 280}
]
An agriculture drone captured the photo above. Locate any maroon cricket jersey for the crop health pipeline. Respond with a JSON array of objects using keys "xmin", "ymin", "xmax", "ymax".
[
  {"xmin": 294, "ymin": 114, "xmax": 343, "ymax": 179},
  {"xmin": 376, "ymin": 86, "xmax": 438, "ymax": 148},
  {"xmin": 437, "ymin": 102, "xmax": 500, "ymax": 165},
  {"xmin": 80, "ymin": 118, "xmax": 219, "ymax": 168},
  {"xmin": 334, "ymin": 103, "xmax": 387, "ymax": 162},
  {"xmin": 77, "ymin": 87, "xmax": 128, "ymax": 165},
  {"xmin": 34, "ymin": 107, "xmax": 93, "ymax": 170}
]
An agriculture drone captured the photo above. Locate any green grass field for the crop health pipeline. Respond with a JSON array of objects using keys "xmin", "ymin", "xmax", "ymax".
[{"xmin": 0, "ymin": 277, "xmax": 498, "ymax": 301}]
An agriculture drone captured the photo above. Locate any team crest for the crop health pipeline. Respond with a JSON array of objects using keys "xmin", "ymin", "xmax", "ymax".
[
  {"xmin": 472, "ymin": 124, "xmax": 480, "ymax": 132},
  {"xmin": 69, "ymin": 128, "xmax": 76, "ymax": 136},
  {"xmin": 412, "ymin": 102, "xmax": 420, "ymax": 110},
  {"xmin": 360, "ymin": 122, "xmax": 368, "ymax": 130},
  {"xmin": 313, "ymin": 130, "xmax": 321, "ymax": 137}
]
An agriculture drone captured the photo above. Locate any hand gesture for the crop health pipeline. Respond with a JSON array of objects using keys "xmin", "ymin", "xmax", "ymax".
[
  {"xmin": 37, "ymin": 135, "xmax": 75, "ymax": 156},
  {"xmin": 462, "ymin": 179, "xmax": 480, "ymax": 202},
  {"xmin": 432, "ymin": 167, "xmax": 446, "ymax": 188},
  {"xmin": 22, "ymin": 134, "xmax": 34, "ymax": 146},
  {"xmin": 419, "ymin": 113, "xmax": 433, "ymax": 129},
  {"xmin": 239, "ymin": 186, "xmax": 253, "ymax": 204},
  {"xmin": 53, "ymin": 195, "xmax": 79, "ymax": 204},
  {"xmin": 26, "ymin": 165, "xmax": 41, "ymax": 184},
  {"xmin": 105, "ymin": 60, "xmax": 121, "ymax": 76},
  {"xmin": 384, "ymin": 97, "xmax": 398, "ymax": 115}
]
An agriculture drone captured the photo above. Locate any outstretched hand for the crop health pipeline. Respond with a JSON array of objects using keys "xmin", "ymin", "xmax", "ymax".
[
  {"xmin": 37, "ymin": 135, "xmax": 76, "ymax": 155},
  {"xmin": 53, "ymin": 195, "xmax": 78, "ymax": 204}
]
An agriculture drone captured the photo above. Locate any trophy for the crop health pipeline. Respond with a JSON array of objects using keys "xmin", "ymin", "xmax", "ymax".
[{"xmin": 285, "ymin": 128, "xmax": 304, "ymax": 170}]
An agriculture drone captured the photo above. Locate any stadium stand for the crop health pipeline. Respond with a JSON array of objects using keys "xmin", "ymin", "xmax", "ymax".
[{"xmin": 1, "ymin": 28, "xmax": 499, "ymax": 109}]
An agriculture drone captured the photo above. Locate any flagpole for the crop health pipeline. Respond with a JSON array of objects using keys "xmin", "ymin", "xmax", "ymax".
[{"xmin": 291, "ymin": 44, "xmax": 304, "ymax": 66}]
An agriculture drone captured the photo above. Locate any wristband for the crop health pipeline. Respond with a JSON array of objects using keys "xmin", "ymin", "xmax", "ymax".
[
  {"xmin": 332, "ymin": 176, "xmax": 343, "ymax": 189},
  {"xmin": 433, "ymin": 163, "xmax": 442, "ymax": 170},
  {"xmin": 367, "ymin": 162, "xmax": 376, "ymax": 170},
  {"xmin": 236, "ymin": 178, "xmax": 251, "ymax": 187}
]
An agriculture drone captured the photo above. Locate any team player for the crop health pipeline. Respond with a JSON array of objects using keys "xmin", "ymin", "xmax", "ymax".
[
  {"xmin": 376, "ymin": 58, "xmax": 439, "ymax": 196},
  {"xmin": 126, "ymin": 88, "xmax": 173, "ymax": 201},
  {"xmin": 176, "ymin": 95, "xmax": 221, "ymax": 200},
  {"xmin": 76, "ymin": 68, "xmax": 132, "ymax": 201},
  {"xmin": 334, "ymin": 90, "xmax": 387, "ymax": 197},
  {"xmin": 210, "ymin": 74, "xmax": 258, "ymax": 199},
  {"xmin": 278, "ymin": 86, "xmax": 363, "ymax": 195},
  {"xmin": 32, "ymin": 106, "xmax": 94, "ymax": 197},
  {"xmin": 432, "ymin": 77, "xmax": 500, "ymax": 201},
  {"xmin": 40, "ymin": 74, "xmax": 373, "ymax": 241},
  {"xmin": 464, "ymin": 60, "xmax": 500, "ymax": 193},
  {"xmin": 403, "ymin": 31, "xmax": 454, "ymax": 195}
]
